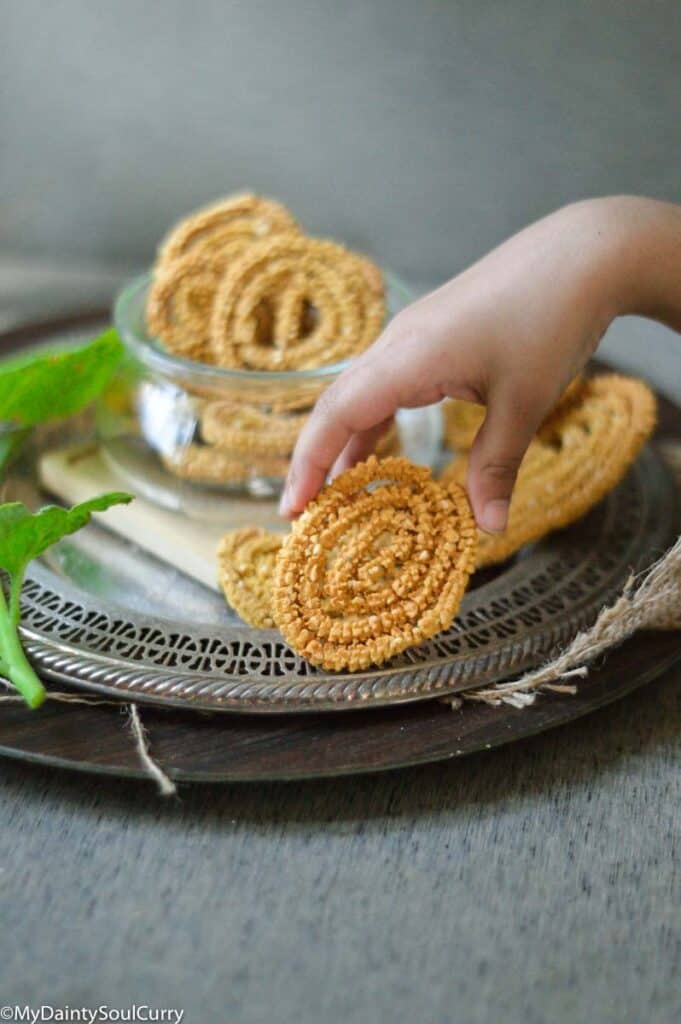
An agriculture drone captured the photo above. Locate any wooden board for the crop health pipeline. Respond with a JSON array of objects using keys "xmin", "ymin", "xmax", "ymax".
[
  {"xmin": 0, "ymin": 312, "xmax": 679, "ymax": 783},
  {"xmin": 39, "ymin": 445, "xmax": 226, "ymax": 591}
]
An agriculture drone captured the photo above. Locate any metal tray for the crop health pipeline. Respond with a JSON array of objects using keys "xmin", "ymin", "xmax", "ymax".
[{"xmin": 4, "ymin": 318, "xmax": 679, "ymax": 715}]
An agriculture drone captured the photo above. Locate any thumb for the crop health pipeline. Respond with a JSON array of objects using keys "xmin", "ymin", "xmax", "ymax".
[{"xmin": 466, "ymin": 390, "xmax": 543, "ymax": 534}]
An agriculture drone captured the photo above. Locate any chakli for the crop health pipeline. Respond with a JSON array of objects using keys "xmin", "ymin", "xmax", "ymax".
[
  {"xmin": 272, "ymin": 455, "xmax": 477, "ymax": 671},
  {"xmin": 442, "ymin": 375, "xmax": 585, "ymax": 453},
  {"xmin": 146, "ymin": 194, "xmax": 300, "ymax": 362},
  {"xmin": 217, "ymin": 527, "xmax": 283, "ymax": 629},
  {"xmin": 162, "ymin": 445, "xmax": 290, "ymax": 485},
  {"xmin": 442, "ymin": 375, "xmax": 657, "ymax": 566},
  {"xmin": 209, "ymin": 235, "xmax": 386, "ymax": 370},
  {"xmin": 191, "ymin": 404, "xmax": 398, "ymax": 460},
  {"xmin": 145, "ymin": 193, "xmax": 388, "ymax": 486},
  {"xmin": 200, "ymin": 401, "xmax": 310, "ymax": 457},
  {"xmin": 146, "ymin": 255, "xmax": 230, "ymax": 364},
  {"xmin": 156, "ymin": 193, "xmax": 299, "ymax": 268},
  {"xmin": 160, "ymin": 393, "xmax": 401, "ymax": 488}
]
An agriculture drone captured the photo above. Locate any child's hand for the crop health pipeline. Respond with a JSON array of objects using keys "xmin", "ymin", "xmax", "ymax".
[{"xmin": 280, "ymin": 196, "xmax": 681, "ymax": 531}]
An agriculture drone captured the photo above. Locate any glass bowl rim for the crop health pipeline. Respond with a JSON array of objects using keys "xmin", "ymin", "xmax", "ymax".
[{"xmin": 114, "ymin": 269, "xmax": 412, "ymax": 383}]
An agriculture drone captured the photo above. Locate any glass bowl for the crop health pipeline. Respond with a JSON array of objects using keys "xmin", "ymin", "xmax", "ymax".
[{"xmin": 97, "ymin": 270, "xmax": 416, "ymax": 515}]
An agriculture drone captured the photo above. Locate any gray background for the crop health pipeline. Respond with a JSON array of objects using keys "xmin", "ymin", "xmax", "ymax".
[
  {"xmin": 1, "ymin": 2, "xmax": 680, "ymax": 1023},
  {"xmin": 2, "ymin": 0, "xmax": 680, "ymax": 280}
]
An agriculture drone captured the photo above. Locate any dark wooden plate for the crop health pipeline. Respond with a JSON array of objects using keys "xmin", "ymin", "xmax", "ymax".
[{"xmin": 0, "ymin": 313, "xmax": 679, "ymax": 783}]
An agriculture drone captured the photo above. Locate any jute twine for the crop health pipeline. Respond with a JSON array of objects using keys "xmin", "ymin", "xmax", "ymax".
[
  {"xmin": 127, "ymin": 703, "xmax": 177, "ymax": 796},
  {"xmin": 0, "ymin": 684, "xmax": 177, "ymax": 796},
  {"xmin": 445, "ymin": 441, "xmax": 681, "ymax": 710}
]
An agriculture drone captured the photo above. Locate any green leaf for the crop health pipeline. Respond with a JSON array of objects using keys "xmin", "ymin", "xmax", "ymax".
[
  {"xmin": 0, "ymin": 328, "xmax": 124, "ymax": 428},
  {"xmin": 0, "ymin": 490, "xmax": 133, "ymax": 709},
  {"xmin": 0, "ymin": 492, "xmax": 133, "ymax": 579}
]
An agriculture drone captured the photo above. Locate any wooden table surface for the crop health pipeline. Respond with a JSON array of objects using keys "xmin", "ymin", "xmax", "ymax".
[{"xmin": 1, "ymin": 261, "xmax": 679, "ymax": 1024}]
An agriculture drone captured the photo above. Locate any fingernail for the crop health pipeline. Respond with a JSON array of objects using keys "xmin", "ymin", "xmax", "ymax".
[
  {"xmin": 481, "ymin": 499, "xmax": 509, "ymax": 534},
  {"xmin": 278, "ymin": 483, "xmax": 293, "ymax": 518}
]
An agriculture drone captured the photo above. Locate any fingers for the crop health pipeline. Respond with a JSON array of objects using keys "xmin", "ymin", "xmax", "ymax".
[
  {"xmin": 279, "ymin": 358, "xmax": 400, "ymax": 517},
  {"xmin": 331, "ymin": 418, "xmax": 394, "ymax": 479},
  {"xmin": 466, "ymin": 389, "xmax": 543, "ymax": 534}
]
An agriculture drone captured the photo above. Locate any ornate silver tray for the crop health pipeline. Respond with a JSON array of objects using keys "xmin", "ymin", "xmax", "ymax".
[{"xmin": 8, "ymin": 424, "xmax": 678, "ymax": 714}]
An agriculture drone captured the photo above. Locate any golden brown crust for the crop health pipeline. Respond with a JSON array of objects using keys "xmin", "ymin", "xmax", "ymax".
[
  {"xmin": 442, "ymin": 376, "xmax": 586, "ymax": 453},
  {"xmin": 217, "ymin": 527, "xmax": 284, "ymax": 628},
  {"xmin": 536, "ymin": 375, "xmax": 587, "ymax": 436},
  {"xmin": 375, "ymin": 421, "xmax": 401, "ymax": 457},
  {"xmin": 174, "ymin": 404, "xmax": 397, "ymax": 478},
  {"xmin": 441, "ymin": 398, "xmax": 485, "ymax": 453},
  {"xmin": 146, "ymin": 193, "xmax": 384, "ymax": 373},
  {"xmin": 157, "ymin": 193, "xmax": 299, "ymax": 269},
  {"xmin": 161, "ymin": 444, "xmax": 289, "ymax": 484},
  {"xmin": 441, "ymin": 374, "xmax": 657, "ymax": 566},
  {"xmin": 146, "ymin": 194, "xmax": 299, "ymax": 361},
  {"xmin": 146, "ymin": 254, "xmax": 230, "ymax": 363},
  {"xmin": 272, "ymin": 455, "xmax": 478, "ymax": 671},
  {"xmin": 209, "ymin": 235, "xmax": 386, "ymax": 370},
  {"xmin": 161, "ymin": 444, "xmax": 246, "ymax": 483},
  {"xmin": 199, "ymin": 400, "xmax": 309, "ymax": 456}
]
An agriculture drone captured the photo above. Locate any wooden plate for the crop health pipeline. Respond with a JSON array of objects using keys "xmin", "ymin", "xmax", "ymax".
[
  {"xmin": 0, "ymin": 631, "xmax": 678, "ymax": 782},
  {"xmin": 0, "ymin": 313, "xmax": 679, "ymax": 782}
]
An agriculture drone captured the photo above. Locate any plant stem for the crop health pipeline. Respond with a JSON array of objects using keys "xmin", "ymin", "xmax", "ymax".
[
  {"xmin": 0, "ymin": 586, "xmax": 45, "ymax": 708},
  {"xmin": 9, "ymin": 574, "xmax": 23, "ymax": 626}
]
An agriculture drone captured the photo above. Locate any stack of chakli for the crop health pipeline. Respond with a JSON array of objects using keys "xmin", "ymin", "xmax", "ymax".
[{"xmin": 144, "ymin": 193, "xmax": 390, "ymax": 485}]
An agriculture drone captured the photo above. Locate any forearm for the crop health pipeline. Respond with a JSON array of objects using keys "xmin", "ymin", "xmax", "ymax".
[{"xmin": 594, "ymin": 195, "xmax": 681, "ymax": 332}]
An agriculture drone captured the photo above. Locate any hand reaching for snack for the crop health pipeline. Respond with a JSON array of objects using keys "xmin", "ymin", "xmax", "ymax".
[{"xmin": 280, "ymin": 196, "xmax": 681, "ymax": 532}]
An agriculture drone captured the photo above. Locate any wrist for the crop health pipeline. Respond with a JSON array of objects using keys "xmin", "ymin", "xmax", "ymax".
[{"xmin": 577, "ymin": 195, "xmax": 681, "ymax": 327}]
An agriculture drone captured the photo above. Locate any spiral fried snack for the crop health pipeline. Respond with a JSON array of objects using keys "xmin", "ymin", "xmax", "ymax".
[
  {"xmin": 162, "ymin": 445, "xmax": 289, "ymax": 484},
  {"xmin": 253, "ymin": 378, "xmax": 328, "ymax": 413},
  {"xmin": 157, "ymin": 193, "xmax": 299, "ymax": 268},
  {"xmin": 442, "ymin": 376, "xmax": 586, "ymax": 453},
  {"xmin": 146, "ymin": 257, "xmax": 229, "ymax": 363},
  {"xmin": 272, "ymin": 456, "xmax": 477, "ymax": 671},
  {"xmin": 442, "ymin": 375, "xmax": 656, "ymax": 567},
  {"xmin": 200, "ymin": 402, "xmax": 400, "ymax": 460},
  {"xmin": 210, "ymin": 235, "xmax": 386, "ymax": 370},
  {"xmin": 200, "ymin": 400, "xmax": 309, "ymax": 457},
  {"xmin": 147, "ymin": 194, "xmax": 299, "ymax": 360},
  {"xmin": 217, "ymin": 527, "xmax": 284, "ymax": 628}
]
